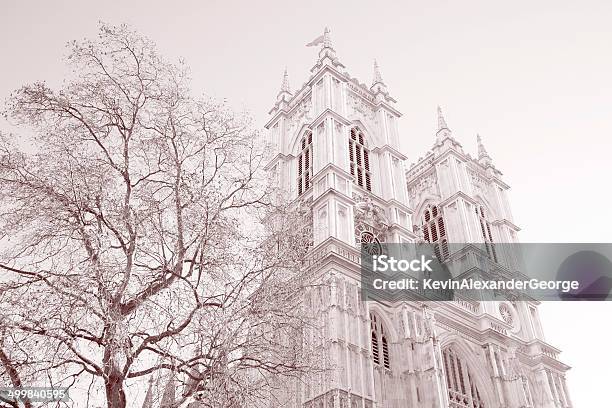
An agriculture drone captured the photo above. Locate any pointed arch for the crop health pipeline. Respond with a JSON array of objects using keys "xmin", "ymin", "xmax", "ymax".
[
  {"xmin": 412, "ymin": 195, "xmax": 442, "ymax": 228},
  {"xmin": 367, "ymin": 305, "xmax": 399, "ymax": 342},
  {"xmin": 414, "ymin": 199, "xmax": 449, "ymax": 261},
  {"xmin": 368, "ymin": 307, "xmax": 398, "ymax": 371},
  {"xmin": 439, "ymin": 336, "xmax": 496, "ymax": 408},
  {"xmin": 288, "ymin": 123, "xmax": 313, "ymax": 156},
  {"xmin": 369, "ymin": 312, "xmax": 390, "ymax": 369},
  {"xmin": 349, "ymin": 119, "xmax": 383, "ymax": 148},
  {"xmin": 472, "ymin": 194, "xmax": 496, "ymax": 220}
]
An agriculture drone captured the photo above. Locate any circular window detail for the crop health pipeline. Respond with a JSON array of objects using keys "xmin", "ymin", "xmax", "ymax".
[
  {"xmin": 499, "ymin": 303, "xmax": 514, "ymax": 325},
  {"xmin": 360, "ymin": 231, "xmax": 382, "ymax": 256}
]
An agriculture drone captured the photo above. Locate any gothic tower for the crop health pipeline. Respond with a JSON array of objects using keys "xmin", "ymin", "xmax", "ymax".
[{"xmin": 265, "ymin": 29, "xmax": 572, "ymax": 408}]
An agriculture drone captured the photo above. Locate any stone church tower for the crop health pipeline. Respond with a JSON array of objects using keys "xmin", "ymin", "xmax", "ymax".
[{"xmin": 264, "ymin": 28, "xmax": 572, "ymax": 408}]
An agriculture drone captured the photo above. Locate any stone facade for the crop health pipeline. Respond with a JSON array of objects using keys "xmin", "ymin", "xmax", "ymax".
[{"xmin": 264, "ymin": 29, "xmax": 572, "ymax": 408}]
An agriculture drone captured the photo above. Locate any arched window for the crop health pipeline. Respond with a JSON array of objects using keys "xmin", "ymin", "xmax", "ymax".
[
  {"xmin": 370, "ymin": 312, "xmax": 390, "ymax": 369},
  {"xmin": 442, "ymin": 347, "xmax": 486, "ymax": 408},
  {"xmin": 297, "ymin": 131, "xmax": 313, "ymax": 196},
  {"xmin": 476, "ymin": 205, "xmax": 497, "ymax": 262},
  {"xmin": 422, "ymin": 205, "xmax": 449, "ymax": 260},
  {"xmin": 349, "ymin": 127, "xmax": 372, "ymax": 191}
]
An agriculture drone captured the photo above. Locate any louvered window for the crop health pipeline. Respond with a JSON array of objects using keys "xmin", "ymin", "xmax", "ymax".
[
  {"xmin": 422, "ymin": 205, "xmax": 449, "ymax": 260},
  {"xmin": 476, "ymin": 205, "xmax": 497, "ymax": 262},
  {"xmin": 297, "ymin": 131, "xmax": 313, "ymax": 196},
  {"xmin": 349, "ymin": 127, "xmax": 372, "ymax": 191}
]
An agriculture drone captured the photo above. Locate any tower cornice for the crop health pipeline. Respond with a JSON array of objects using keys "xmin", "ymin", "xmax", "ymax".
[
  {"xmin": 406, "ymin": 148, "xmax": 469, "ymax": 181},
  {"xmin": 266, "ymin": 63, "xmax": 349, "ymax": 124},
  {"xmin": 265, "ymin": 87, "xmax": 313, "ymax": 127},
  {"xmin": 302, "ymin": 237, "xmax": 362, "ymax": 278},
  {"xmin": 386, "ymin": 198, "xmax": 414, "ymax": 215},
  {"xmin": 465, "ymin": 161, "xmax": 505, "ymax": 183},
  {"xmin": 308, "ymin": 63, "xmax": 349, "ymax": 87},
  {"xmin": 437, "ymin": 190, "xmax": 479, "ymax": 208},
  {"xmin": 309, "ymin": 108, "xmax": 352, "ymax": 129},
  {"xmin": 374, "ymin": 99, "xmax": 401, "ymax": 115},
  {"xmin": 310, "ymin": 182, "xmax": 356, "ymax": 210},
  {"xmin": 371, "ymin": 144, "xmax": 408, "ymax": 161},
  {"xmin": 263, "ymin": 152, "xmax": 292, "ymax": 171},
  {"xmin": 311, "ymin": 162, "xmax": 354, "ymax": 186},
  {"xmin": 491, "ymin": 219, "xmax": 521, "ymax": 231},
  {"xmin": 268, "ymin": 60, "xmax": 398, "ymax": 126}
]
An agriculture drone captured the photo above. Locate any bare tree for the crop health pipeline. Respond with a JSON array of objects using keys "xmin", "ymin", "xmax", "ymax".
[
  {"xmin": 0, "ymin": 23, "xmax": 317, "ymax": 408},
  {"xmin": 0, "ymin": 317, "xmax": 33, "ymax": 408}
]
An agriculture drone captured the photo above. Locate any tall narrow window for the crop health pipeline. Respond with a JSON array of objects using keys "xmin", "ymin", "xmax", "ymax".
[
  {"xmin": 297, "ymin": 131, "xmax": 313, "ymax": 196},
  {"xmin": 422, "ymin": 205, "xmax": 449, "ymax": 260},
  {"xmin": 370, "ymin": 312, "xmax": 390, "ymax": 370},
  {"xmin": 371, "ymin": 331, "xmax": 379, "ymax": 365},
  {"xmin": 476, "ymin": 205, "xmax": 497, "ymax": 262},
  {"xmin": 442, "ymin": 347, "xmax": 486, "ymax": 408},
  {"xmin": 349, "ymin": 127, "xmax": 372, "ymax": 191}
]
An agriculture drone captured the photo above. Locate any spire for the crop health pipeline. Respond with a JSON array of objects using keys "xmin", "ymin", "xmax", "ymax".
[
  {"xmin": 373, "ymin": 59, "xmax": 384, "ymax": 85},
  {"xmin": 370, "ymin": 59, "xmax": 389, "ymax": 96},
  {"xmin": 279, "ymin": 67, "xmax": 291, "ymax": 94},
  {"xmin": 477, "ymin": 134, "xmax": 493, "ymax": 167},
  {"xmin": 308, "ymin": 27, "xmax": 344, "ymax": 72},
  {"xmin": 434, "ymin": 106, "xmax": 459, "ymax": 148},
  {"xmin": 141, "ymin": 377, "xmax": 154, "ymax": 408},
  {"xmin": 306, "ymin": 27, "xmax": 333, "ymax": 50},
  {"xmin": 323, "ymin": 26, "xmax": 332, "ymax": 49},
  {"xmin": 477, "ymin": 134, "xmax": 490, "ymax": 159},
  {"xmin": 437, "ymin": 106, "xmax": 449, "ymax": 131},
  {"xmin": 273, "ymin": 68, "xmax": 292, "ymax": 111}
]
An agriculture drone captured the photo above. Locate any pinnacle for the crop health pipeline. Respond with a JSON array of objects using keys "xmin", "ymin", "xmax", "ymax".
[{"xmin": 437, "ymin": 106, "xmax": 449, "ymax": 131}]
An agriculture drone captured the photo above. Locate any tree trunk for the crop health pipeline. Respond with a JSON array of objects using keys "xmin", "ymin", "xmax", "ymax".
[
  {"xmin": 0, "ymin": 346, "xmax": 33, "ymax": 408},
  {"xmin": 104, "ymin": 365, "xmax": 127, "ymax": 408}
]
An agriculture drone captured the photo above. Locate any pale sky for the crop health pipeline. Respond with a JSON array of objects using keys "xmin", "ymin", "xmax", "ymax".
[{"xmin": 1, "ymin": 0, "xmax": 611, "ymax": 406}]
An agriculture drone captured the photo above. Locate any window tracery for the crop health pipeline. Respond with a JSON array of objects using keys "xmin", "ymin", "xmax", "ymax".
[
  {"xmin": 370, "ymin": 312, "xmax": 390, "ymax": 370},
  {"xmin": 422, "ymin": 204, "xmax": 449, "ymax": 260},
  {"xmin": 442, "ymin": 347, "xmax": 486, "ymax": 408}
]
